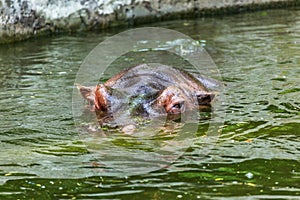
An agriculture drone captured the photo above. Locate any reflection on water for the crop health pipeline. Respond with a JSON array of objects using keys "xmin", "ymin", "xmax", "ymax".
[{"xmin": 0, "ymin": 8, "xmax": 299, "ymax": 199}]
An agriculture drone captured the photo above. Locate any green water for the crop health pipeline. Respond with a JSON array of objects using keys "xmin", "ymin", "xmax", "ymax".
[{"xmin": 0, "ymin": 8, "xmax": 299, "ymax": 199}]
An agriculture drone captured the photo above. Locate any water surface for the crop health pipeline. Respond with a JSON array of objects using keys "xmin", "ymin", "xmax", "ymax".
[{"xmin": 0, "ymin": 8, "xmax": 299, "ymax": 199}]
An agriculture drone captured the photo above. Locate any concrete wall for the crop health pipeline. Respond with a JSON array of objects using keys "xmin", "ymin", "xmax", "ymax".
[{"xmin": 0, "ymin": 0, "xmax": 298, "ymax": 43}]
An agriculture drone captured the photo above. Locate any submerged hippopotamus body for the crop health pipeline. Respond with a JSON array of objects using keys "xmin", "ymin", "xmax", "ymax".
[{"xmin": 77, "ymin": 64, "xmax": 218, "ymax": 132}]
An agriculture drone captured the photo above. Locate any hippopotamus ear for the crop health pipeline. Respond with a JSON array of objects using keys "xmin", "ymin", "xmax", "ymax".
[
  {"xmin": 76, "ymin": 84, "xmax": 96, "ymax": 109},
  {"xmin": 196, "ymin": 92, "xmax": 215, "ymax": 105},
  {"xmin": 76, "ymin": 84, "xmax": 110, "ymax": 111},
  {"xmin": 94, "ymin": 84, "xmax": 110, "ymax": 111}
]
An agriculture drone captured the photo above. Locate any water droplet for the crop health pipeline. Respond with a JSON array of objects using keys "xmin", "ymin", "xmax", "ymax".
[{"xmin": 245, "ymin": 172, "xmax": 254, "ymax": 179}]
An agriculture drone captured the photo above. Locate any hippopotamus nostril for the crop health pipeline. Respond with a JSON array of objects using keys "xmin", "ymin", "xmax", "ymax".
[
  {"xmin": 173, "ymin": 103, "xmax": 181, "ymax": 109},
  {"xmin": 169, "ymin": 100, "xmax": 185, "ymax": 114},
  {"xmin": 172, "ymin": 100, "xmax": 185, "ymax": 110}
]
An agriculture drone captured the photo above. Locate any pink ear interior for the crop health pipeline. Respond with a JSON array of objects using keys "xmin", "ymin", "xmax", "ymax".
[
  {"xmin": 94, "ymin": 84, "xmax": 110, "ymax": 111},
  {"xmin": 77, "ymin": 84, "xmax": 110, "ymax": 112}
]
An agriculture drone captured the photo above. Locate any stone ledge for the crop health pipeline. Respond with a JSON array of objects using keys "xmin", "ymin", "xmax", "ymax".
[{"xmin": 0, "ymin": 0, "xmax": 298, "ymax": 44}]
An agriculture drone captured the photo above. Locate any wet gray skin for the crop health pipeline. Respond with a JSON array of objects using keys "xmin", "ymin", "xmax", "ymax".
[{"xmin": 77, "ymin": 63, "xmax": 217, "ymax": 131}]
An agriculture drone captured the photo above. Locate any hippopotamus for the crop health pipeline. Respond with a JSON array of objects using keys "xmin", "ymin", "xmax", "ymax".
[{"xmin": 77, "ymin": 64, "xmax": 219, "ymax": 133}]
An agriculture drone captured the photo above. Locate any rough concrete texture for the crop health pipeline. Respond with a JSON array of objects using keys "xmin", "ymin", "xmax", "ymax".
[{"xmin": 0, "ymin": 0, "xmax": 298, "ymax": 43}]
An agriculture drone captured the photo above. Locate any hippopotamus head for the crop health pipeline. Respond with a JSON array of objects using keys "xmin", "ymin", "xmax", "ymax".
[{"xmin": 77, "ymin": 64, "xmax": 216, "ymax": 132}]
